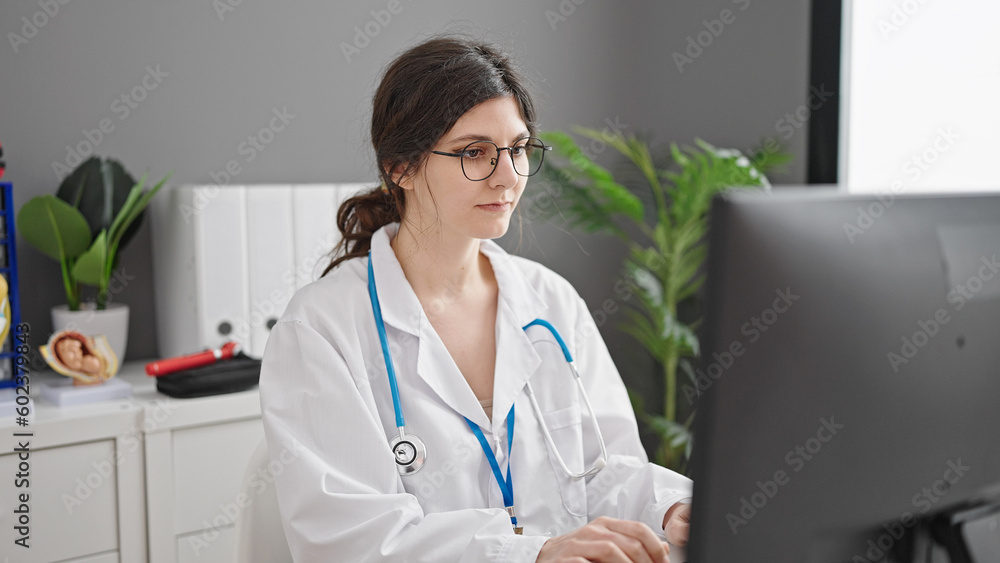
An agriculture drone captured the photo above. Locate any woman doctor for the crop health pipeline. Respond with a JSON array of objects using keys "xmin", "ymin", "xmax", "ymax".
[{"xmin": 260, "ymin": 36, "xmax": 693, "ymax": 563}]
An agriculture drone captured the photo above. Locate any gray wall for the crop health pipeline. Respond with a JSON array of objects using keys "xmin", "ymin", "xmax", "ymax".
[{"xmin": 1, "ymin": 1, "xmax": 810, "ymax": 396}]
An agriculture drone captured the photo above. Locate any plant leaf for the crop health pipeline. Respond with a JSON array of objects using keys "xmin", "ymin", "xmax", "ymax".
[
  {"xmin": 662, "ymin": 309, "xmax": 699, "ymax": 357},
  {"xmin": 645, "ymin": 415, "xmax": 692, "ymax": 447},
  {"xmin": 537, "ymin": 131, "xmax": 644, "ymax": 229},
  {"xmin": 108, "ymin": 172, "xmax": 171, "ymax": 250},
  {"xmin": 618, "ymin": 308, "xmax": 667, "ymax": 363},
  {"xmin": 56, "ymin": 157, "xmax": 136, "ymax": 240},
  {"xmin": 629, "ymin": 266, "xmax": 663, "ymax": 308},
  {"xmin": 72, "ymin": 230, "xmax": 108, "ymax": 286},
  {"xmin": 16, "ymin": 195, "xmax": 92, "ymax": 261},
  {"xmin": 108, "ymin": 178, "xmax": 146, "ymax": 244},
  {"xmin": 750, "ymin": 138, "xmax": 794, "ymax": 173}
]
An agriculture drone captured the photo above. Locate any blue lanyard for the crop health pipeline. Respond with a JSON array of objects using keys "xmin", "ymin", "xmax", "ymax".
[{"xmin": 464, "ymin": 405, "xmax": 518, "ymax": 529}]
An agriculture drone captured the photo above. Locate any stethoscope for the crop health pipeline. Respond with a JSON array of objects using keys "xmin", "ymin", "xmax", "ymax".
[{"xmin": 367, "ymin": 255, "xmax": 609, "ymax": 508}]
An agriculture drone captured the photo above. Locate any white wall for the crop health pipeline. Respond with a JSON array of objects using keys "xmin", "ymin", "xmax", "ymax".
[{"xmin": 841, "ymin": 0, "xmax": 1000, "ymax": 193}]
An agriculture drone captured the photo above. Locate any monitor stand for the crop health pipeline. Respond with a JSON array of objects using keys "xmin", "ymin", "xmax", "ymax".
[{"xmin": 932, "ymin": 503, "xmax": 1000, "ymax": 563}]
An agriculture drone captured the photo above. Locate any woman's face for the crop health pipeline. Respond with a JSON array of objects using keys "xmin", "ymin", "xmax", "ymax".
[{"xmin": 397, "ymin": 96, "xmax": 530, "ymax": 242}]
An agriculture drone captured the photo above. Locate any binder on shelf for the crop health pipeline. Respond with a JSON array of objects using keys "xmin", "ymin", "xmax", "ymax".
[
  {"xmin": 197, "ymin": 186, "xmax": 250, "ymax": 355},
  {"xmin": 245, "ymin": 186, "xmax": 296, "ymax": 357},
  {"xmin": 291, "ymin": 185, "xmax": 354, "ymax": 289},
  {"xmin": 151, "ymin": 183, "xmax": 368, "ymax": 359}
]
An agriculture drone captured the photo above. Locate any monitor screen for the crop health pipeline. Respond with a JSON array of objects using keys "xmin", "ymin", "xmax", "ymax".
[{"xmin": 688, "ymin": 189, "xmax": 1000, "ymax": 562}]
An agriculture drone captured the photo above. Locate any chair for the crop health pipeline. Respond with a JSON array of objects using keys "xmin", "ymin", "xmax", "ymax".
[{"xmin": 232, "ymin": 440, "xmax": 293, "ymax": 563}]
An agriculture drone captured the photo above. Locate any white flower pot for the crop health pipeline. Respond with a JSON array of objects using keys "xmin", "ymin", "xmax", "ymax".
[{"xmin": 51, "ymin": 302, "xmax": 130, "ymax": 362}]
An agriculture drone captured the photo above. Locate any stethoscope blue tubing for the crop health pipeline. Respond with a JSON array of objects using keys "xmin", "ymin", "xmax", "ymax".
[
  {"xmin": 367, "ymin": 255, "xmax": 578, "ymax": 429},
  {"xmin": 523, "ymin": 318, "xmax": 574, "ymax": 362},
  {"xmin": 367, "ymin": 253, "xmax": 406, "ymax": 428}
]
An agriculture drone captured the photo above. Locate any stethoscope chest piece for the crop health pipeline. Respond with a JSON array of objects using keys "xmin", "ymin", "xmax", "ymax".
[{"xmin": 390, "ymin": 432, "xmax": 427, "ymax": 475}]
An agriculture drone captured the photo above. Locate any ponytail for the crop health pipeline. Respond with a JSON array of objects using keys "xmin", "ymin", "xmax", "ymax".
[{"xmin": 322, "ymin": 178, "xmax": 404, "ymax": 276}]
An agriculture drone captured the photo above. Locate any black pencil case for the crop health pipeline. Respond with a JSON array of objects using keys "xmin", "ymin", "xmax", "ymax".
[{"xmin": 155, "ymin": 353, "xmax": 262, "ymax": 399}]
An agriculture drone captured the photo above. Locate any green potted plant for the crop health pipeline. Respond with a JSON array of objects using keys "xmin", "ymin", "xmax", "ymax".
[
  {"xmin": 534, "ymin": 128, "xmax": 790, "ymax": 473},
  {"xmin": 17, "ymin": 157, "xmax": 170, "ymax": 361}
]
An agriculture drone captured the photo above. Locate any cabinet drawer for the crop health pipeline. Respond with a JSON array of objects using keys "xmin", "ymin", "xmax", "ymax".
[
  {"xmin": 176, "ymin": 526, "xmax": 235, "ymax": 563},
  {"xmin": 0, "ymin": 440, "xmax": 118, "ymax": 562},
  {"xmin": 172, "ymin": 418, "xmax": 264, "ymax": 535}
]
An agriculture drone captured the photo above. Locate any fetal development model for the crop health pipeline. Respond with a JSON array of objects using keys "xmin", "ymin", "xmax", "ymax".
[{"xmin": 40, "ymin": 330, "xmax": 118, "ymax": 385}]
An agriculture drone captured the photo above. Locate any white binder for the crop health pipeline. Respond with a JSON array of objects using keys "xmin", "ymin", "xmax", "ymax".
[
  {"xmin": 197, "ymin": 186, "xmax": 250, "ymax": 353},
  {"xmin": 291, "ymin": 186, "xmax": 339, "ymax": 289},
  {"xmin": 246, "ymin": 186, "xmax": 296, "ymax": 357},
  {"xmin": 151, "ymin": 183, "xmax": 369, "ymax": 359}
]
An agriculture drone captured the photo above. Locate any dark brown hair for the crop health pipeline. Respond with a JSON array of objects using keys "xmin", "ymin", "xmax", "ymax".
[{"xmin": 322, "ymin": 36, "xmax": 537, "ymax": 275}]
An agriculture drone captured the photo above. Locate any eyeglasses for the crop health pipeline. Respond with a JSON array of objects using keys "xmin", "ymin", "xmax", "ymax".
[{"xmin": 431, "ymin": 137, "xmax": 552, "ymax": 182}]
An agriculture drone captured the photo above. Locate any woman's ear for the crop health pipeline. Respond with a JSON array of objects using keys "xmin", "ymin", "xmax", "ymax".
[{"xmin": 389, "ymin": 164, "xmax": 415, "ymax": 191}]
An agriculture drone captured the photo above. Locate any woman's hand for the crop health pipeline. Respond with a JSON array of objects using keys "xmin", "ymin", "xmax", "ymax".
[
  {"xmin": 661, "ymin": 502, "xmax": 691, "ymax": 547},
  {"xmin": 535, "ymin": 516, "xmax": 670, "ymax": 563}
]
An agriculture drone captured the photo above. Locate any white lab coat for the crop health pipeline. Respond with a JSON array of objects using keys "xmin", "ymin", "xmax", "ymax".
[{"xmin": 260, "ymin": 223, "xmax": 692, "ymax": 562}]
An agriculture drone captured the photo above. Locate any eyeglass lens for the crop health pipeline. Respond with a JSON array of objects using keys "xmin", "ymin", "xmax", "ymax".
[{"xmin": 461, "ymin": 138, "xmax": 546, "ymax": 181}]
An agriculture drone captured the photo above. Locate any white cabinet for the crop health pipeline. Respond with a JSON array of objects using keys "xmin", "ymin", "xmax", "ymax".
[
  {"xmin": 175, "ymin": 527, "xmax": 236, "ymax": 563},
  {"xmin": 0, "ymin": 362, "xmax": 265, "ymax": 563},
  {"xmin": 0, "ymin": 386, "xmax": 145, "ymax": 563},
  {"xmin": 0, "ymin": 441, "xmax": 122, "ymax": 562},
  {"xmin": 172, "ymin": 419, "xmax": 264, "ymax": 535},
  {"xmin": 146, "ymin": 417, "xmax": 263, "ymax": 563},
  {"xmin": 65, "ymin": 553, "xmax": 122, "ymax": 563}
]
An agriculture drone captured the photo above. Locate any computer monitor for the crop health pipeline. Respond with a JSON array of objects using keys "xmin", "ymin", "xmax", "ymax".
[{"xmin": 688, "ymin": 189, "xmax": 1000, "ymax": 562}]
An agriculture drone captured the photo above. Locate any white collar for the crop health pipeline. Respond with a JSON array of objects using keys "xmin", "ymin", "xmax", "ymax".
[
  {"xmin": 368, "ymin": 222, "xmax": 549, "ymax": 428},
  {"xmin": 368, "ymin": 223, "xmax": 549, "ymax": 336}
]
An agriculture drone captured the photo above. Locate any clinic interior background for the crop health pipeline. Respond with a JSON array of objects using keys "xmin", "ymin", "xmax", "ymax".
[{"xmin": 0, "ymin": 0, "xmax": 812, "ymax": 406}]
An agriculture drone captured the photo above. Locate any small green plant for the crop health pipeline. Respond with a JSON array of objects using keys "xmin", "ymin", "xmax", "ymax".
[
  {"xmin": 536, "ymin": 128, "xmax": 790, "ymax": 473},
  {"xmin": 17, "ymin": 157, "xmax": 170, "ymax": 310}
]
